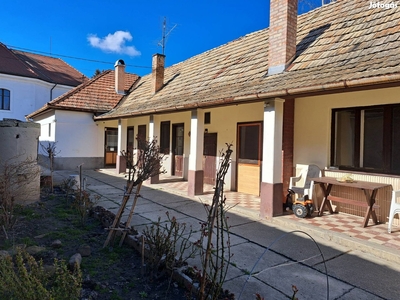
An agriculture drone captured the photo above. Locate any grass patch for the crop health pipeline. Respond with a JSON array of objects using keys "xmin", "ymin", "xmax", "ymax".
[
  {"xmin": 20, "ymin": 237, "xmax": 37, "ymax": 247},
  {"xmin": 53, "ymin": 206, "xmax": 75, "ymax": 219},
  {"xmin": 0, "ymin": 240, "xmax": 12, "ymax": 251},
  {"xmin": 82, "ymin": 256, "xmax": 103, "ymax": 277},
  {"xmin": 82, "ymin": 246, "xmax": 133, "ymax": 281},
  {"xmin": 111, "ymin": 290, "xmax": 123, "ymax": 300},
  {"xmin": 63, "ymin": 227, "xmax": 85, "ymax": 236},
  {"xmin": 13, "ymin": 205, "xmax": 41, "ymax": 220},
  {"xmin": 48, "ymin": 231, "xmax": 68, "ymax": 240}
]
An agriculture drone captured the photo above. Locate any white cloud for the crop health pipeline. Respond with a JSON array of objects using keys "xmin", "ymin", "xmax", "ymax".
[{"xmin": 87, "ymin": 31, "xmax": 141, "ymax": 56}]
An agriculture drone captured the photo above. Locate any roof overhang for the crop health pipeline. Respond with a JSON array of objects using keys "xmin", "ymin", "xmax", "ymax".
[
  {"xmin": 94, "ymin": 74, "xmax": 400, "ymax": 121},
  {"xmin": 27, "ymin": 105, "xmax": 108, "ymax": 120}
]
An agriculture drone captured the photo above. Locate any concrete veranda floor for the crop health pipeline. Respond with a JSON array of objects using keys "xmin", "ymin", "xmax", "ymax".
[{"xmin": 50, "ymin": 168, "xmax": 400, "ymax": 299}]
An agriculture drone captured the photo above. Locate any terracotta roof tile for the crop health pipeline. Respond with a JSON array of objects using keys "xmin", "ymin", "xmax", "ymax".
[
  {"xmin": 0, "ymin": 43, "xmax": 86, "ymax": 86},
  {"xmin": 27, "ymin": 70, "xmax": 139, "ymax": 118},
  {"xmin": 97, "ymin": 0, "xmax": 400, "ymax": 120}
]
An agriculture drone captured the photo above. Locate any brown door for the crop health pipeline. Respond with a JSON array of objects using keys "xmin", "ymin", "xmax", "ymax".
[
  {"xmin": 137, "ymin": 125, "xmax": 146, "ymax": 149},
  {"xmin": 127, "ymin": 127, "xmax": 134, "ymax": 154},
  {"xmin": 160, "ymin": 121, "xmax": 171, "ymax": 155},
  {"xmin": 172, "ymin": 123, "xmax": 184, "ymax": 176},
  {"xmin": 105, "ymin": 128, "xmax": 118, "ymax": 165},
  {"xmin": 203, "ymin": 133, "xmax": 217, "ymax": 185},
  {"xmin": 237, "ymin": 122, "xmax": 262, "ymax": 195}
]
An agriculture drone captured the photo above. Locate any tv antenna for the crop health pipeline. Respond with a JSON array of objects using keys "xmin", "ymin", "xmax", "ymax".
[{"xmin": 158, "ymin": 17, "xmax": 177, "ymax": 55}]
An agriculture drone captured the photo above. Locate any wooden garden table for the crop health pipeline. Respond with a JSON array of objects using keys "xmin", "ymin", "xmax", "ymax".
[{"xmin": 311, "ymin": 177, "xmax": 391, "ymax": 227}]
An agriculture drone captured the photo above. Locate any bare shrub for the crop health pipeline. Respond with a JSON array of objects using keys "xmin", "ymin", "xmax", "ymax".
[
  {"xmin": 121, "ymin": 137, "xmax": 166, "ymax": 186},
  {"xmin": 142, "ymin": 211, "xmax": 198, "ymax": 278},
  {"xmin": 40, "ymin": 142, "xmax": 60, "ymax": 194},
  {"xmin": 60, "ymin": 176, "xmax": 100, "ymax": 226},
  {"xmin": 197, "ymin": 144, "xmax": 234, "ymax": 300},
  {"xmin": 0, "ymin": 155, "xmax": 40, "ymax": 231},
  {"xmin": 104, "ymin": 137, "xmax": 166, "ymax": 247}
]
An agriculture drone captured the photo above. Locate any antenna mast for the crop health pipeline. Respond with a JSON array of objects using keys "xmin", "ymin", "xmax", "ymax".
[{"xmin": 158, "ymin": 17, "xmax": 177, "ymax": 55}]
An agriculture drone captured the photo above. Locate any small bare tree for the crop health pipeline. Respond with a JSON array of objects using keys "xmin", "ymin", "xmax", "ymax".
[
  {"xmin": 198, "ymin": 144, "xmax": 234, "ymax": 300},
  {"xmin": 121, "ymin": 137, "xmax": 166, "ymax": 187},
  {"xmin": 40, "ymin": 142, "xmax": 60, "ymax": 193},
  {"xmin": 104, "ymin": 137, "xmax": 166, "ymax": 247},
  {"xmin": 0, "ymin": 155, "xmax": 40, "ymax": 233}
]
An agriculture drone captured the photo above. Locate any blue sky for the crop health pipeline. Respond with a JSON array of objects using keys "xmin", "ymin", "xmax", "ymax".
[{"xmin": 1, "ymin": 0, "xmax": 324, "ymax": 78}]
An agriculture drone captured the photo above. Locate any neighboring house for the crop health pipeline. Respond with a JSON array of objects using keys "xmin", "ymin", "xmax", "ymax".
[
  {"xmin": 27, "ymin": 61, "xmax": 139, "ymax": 170},
  {"xmin": 0, "ymin": 42, "xmax": 87, "ymax": 121},
  {"xmin": 92, "ymin": 0, "xmax": 400, "ymax": 220}
]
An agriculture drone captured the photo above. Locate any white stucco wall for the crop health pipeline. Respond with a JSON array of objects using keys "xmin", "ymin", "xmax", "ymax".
[
  {"xmin": 0, "ymin": 74, "xmax": 74, "ymax": 121},
  {"xmin": 36, "ymin": 111, "xmax": 56, "ymax": 142},
  {"xmin": 294, "ymin": 86, "xmax": 400, "ymax": 170},
  {"xmin": 200, "ymin": 103, "xmax": 264, "ymax": 189},
  {"xmin": 54, "ymin": 110, "xmax": 102, "ymax": 157},
  {"xmin": 199, "ymin": 103, "xmax": 264, "ymax": 150},
  {"xmin": 36, "ymin": 110, "xmax": 107, "ymax": 157},
  {"xmin": 34, "ymin": 110, "xmax": 105, "ymax": 169}
]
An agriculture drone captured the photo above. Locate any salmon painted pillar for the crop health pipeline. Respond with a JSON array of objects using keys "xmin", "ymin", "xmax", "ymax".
[
  {"xmin": 148, "ymin": 114, "xmax": 160, "ymax": 184},
  {"xmin": 188, "ymin": 109, "xmax": 204, "ymax": 196},
  {"xmin": 260, "ymin": 98, "xmax": 284, "ymax": 218},
  {"xmin": 116, "ymin": 118, "xmax": 127, "ymax": 174}
]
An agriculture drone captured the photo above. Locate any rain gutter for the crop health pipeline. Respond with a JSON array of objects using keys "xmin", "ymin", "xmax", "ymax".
[{"xmin": 94, "ymin": 74, "xmax": 400, "ymax": 121}]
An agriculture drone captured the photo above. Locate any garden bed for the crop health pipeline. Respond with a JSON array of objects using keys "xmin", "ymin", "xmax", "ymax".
[{"xmin": 0, "ymin": 189, "xmax": 191, "ymax": 300}]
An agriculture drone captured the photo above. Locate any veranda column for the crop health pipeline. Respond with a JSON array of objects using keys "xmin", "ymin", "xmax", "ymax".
[
  {"xmin": 260, "ymin": 98, "xmax": 284, "ymax": 218},
  {"xmin": 188, "ymin": 109, "xmax": 204, "ymax": 196},
  {"xmin": 148, "ymin": 114, "xmax": 160, "ymax": 184},
  {"xmin": 116, "ymin": 118, "xmax": 127, "ymax": 174}
]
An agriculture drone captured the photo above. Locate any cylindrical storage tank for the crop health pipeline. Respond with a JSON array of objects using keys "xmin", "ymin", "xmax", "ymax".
[
  {"xmin": 69, "ymin": 174, "xmax": 80, "ymax": 190},
  {"xmin": 0, "ymin": 119, "xmax": 40, "ymax": 204}
]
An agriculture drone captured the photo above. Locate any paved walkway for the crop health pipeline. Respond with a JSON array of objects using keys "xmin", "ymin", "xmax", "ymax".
[{"xmin": 52, "ymin": 169, "xmax": 400, "ymax": 299}]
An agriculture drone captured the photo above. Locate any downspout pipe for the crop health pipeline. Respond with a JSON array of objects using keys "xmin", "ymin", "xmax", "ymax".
[{"xmin": 50, "ymin": 83, "xmax": 57, "ymax": 101}]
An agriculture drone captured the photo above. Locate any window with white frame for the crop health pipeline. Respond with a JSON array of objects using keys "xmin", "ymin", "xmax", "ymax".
[
  {"xmin": 331, "ymin": 104, "xmax": 400, "ymax": 175},
  {"xmin": 0, "ymin": 89, "xmax": 10, "ymax": 110}
]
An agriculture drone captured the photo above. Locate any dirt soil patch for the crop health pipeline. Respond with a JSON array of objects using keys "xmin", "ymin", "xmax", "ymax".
[{"xmin": 0, "ymin": 188, "xmax": 192, "ymax": 300}]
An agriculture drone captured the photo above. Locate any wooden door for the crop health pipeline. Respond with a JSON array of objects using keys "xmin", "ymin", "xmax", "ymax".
[
  {"xmin": 105, "ymin": 128, "xmax": 118, "ymax": 165},
  {"xmin": 135, "ymin": 125, "xmax": 147, "ymax": 168},
  {"xmin": 172, "ymin": 123, "xmax": 184, "ymax": 176},
  {"xmin": 127, "ymin": 127, "xmax": 134, "ymax": 154},
  {"xmin": 203, "ymin": 133, "xmax": 217, "ymax": 185},
  {"xmin": 137, "ymin": 125, "xmax": 146, "ymax": 149},
  {"xmin": 237, "ymin": 122, "xmax": 262, "ymax": 195}
]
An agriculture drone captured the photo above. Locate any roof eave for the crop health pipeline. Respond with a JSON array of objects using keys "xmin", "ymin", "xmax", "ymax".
[
  {"xmin": 94, "ymin": 73, "xmax": 400, "ymax": 121},
  {"xmin": 28, "ymin": 105, "xmax": 109, "ymax": 120},
  {"xmin": 26, "ymin": 105, "xmax": 53, "ymax": 120},
  {"xmin": 236, "ymin": 74, "xmax": 400, "ymax": 100}
]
